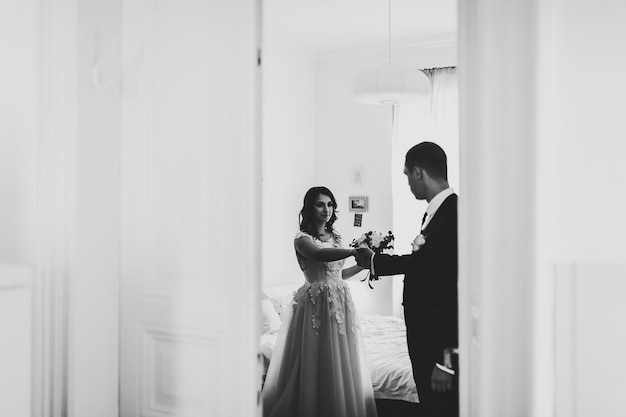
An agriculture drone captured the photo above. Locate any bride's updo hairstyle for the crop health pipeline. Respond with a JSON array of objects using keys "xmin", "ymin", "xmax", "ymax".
[{"xmin": 299, "ymin": 186, "xmax": 340, "ymax": 240}]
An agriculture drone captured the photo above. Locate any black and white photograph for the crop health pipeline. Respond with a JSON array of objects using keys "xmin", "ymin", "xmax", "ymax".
[
  {"xmin": 349, "ymin": 196, "xmax": 369, "ymax": 212},
  {"xmin": 2, "ymin": 0, "xmax": 626, "ymax": 416}
]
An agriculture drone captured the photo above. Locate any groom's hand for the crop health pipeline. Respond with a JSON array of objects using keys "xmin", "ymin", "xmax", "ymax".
[
  {"xmin": 354, "ymin": 247, "xmax": 374, "ymax": 268},
  {"xmin": 431, "ymin": 365, "xmax": 454, "ymax": 392}
]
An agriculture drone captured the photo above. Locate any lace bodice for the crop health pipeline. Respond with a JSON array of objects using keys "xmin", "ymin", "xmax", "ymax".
[
  {"xmin": 294, "ymin": 231, "xmax": 345, "ymax": 283},
  {"xmin": 293, "ymin": 231, "xmax": 356, "ymax": 335}
]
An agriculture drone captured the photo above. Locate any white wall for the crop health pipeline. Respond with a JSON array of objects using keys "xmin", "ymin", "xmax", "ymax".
[
  {"xmin": 458, "ymin": 0, "xmax": 626, "ymax": 415},
  {"xmin": 537, "ymin": 0, "xmax": 626, "ymax": 415},
  {"xmin": 261, "ymin": 33, "xmax": 317, "ymax": 289},
  {"xmin": 548, "ymin": 0, "xmax": 626, "ymax": 261}
]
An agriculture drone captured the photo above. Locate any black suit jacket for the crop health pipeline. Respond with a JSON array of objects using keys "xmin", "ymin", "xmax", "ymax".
[{"xmin": 374, "ymin": 194, "xmax": 458, "ymax": 362}]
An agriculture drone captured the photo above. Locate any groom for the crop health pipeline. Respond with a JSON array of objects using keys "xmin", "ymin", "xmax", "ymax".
[{"xmin": 355, "ymin": 141, "xmax": 458, "ymax": 417}]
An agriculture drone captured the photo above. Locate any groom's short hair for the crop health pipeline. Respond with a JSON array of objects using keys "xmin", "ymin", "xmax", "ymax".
[{"xmin": 405, "ymin": 142, "xmax": 448, "ymax": 181}]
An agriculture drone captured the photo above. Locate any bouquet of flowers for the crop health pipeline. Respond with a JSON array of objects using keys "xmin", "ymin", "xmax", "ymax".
[{"xmin": 350, "ymin": 230, "xmax": 394, "ymax": 289}]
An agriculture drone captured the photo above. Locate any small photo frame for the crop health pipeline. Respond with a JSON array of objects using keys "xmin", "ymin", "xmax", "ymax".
[{"xmin": 349, "ymin": 196, "xmax": 368, "ymax": 213}]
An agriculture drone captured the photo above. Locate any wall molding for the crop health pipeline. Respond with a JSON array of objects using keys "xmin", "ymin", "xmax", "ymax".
[
  {"xmin": 33, "ymin": 0, "xmax": 78, "ymax": 415},
  {"xmin": 140, "ymin": 326, "xmax": 220, "ymax": 416},
  {"xmin": 554, "ymin": 263, "xmax": 577, "ymax": 417}
]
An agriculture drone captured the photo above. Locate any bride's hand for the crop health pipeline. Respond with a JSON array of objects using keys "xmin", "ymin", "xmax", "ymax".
[{"xmin": 354, "ymin": 247, "xmax": 374, "ymax": 268}]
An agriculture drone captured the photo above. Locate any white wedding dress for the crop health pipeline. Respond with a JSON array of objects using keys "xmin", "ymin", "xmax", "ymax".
[{"xmin": 262, "ymin": 231, "xmax": 378, "ymax": 417}]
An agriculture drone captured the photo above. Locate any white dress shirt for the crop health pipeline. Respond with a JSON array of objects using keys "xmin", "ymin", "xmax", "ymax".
[{"xmin": 421, "ymin": 187, "xmax": 455, "ymax": 230}]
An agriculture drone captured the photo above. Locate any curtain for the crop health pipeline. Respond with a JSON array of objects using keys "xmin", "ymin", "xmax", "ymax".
[{"xmin": 390, "ymin": 67, "xmax": 459, "ymax": 317}]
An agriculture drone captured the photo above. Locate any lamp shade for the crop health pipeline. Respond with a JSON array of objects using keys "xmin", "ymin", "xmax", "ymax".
[{"xmin": 352, "ymin": 63, "xmax": 431, "ymax": 105}]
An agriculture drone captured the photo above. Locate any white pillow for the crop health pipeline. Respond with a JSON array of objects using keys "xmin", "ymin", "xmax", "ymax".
[
  {"xmin": 263, "ymin": 283, "xmax": 300, "ymax": 319},
  {"xmin": 261, "ymin": 299, "xmax": 281, "ymax": 334}
]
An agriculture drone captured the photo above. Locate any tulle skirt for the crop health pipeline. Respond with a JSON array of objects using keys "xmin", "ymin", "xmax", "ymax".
[{"xmin": 262, "ymin": 280, "xmax": 378, "ymax": 417}]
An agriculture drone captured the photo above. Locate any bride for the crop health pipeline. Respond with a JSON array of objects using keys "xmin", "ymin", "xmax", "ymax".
[{"xmin": 262, "ymin": 186, "xmax": 378, "ymax": 417}]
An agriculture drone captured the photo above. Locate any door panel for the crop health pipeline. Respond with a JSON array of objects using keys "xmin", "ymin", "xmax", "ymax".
[{"xmin": 121, "ymin": 0, "xmax": 260, "ymax": 415}]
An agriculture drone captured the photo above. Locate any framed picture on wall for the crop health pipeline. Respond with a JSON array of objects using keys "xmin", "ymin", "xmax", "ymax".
[{"xmin": 348, "ymin": 196, "xmax": 368, "ymax": 213}]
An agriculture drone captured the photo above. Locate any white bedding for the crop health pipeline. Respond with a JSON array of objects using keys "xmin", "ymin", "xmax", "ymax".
[
  {"xmin": 260, "ymin": 313, "xmax": 418, "ymax": 403},
  {"xmin": 359, "ymin": 314, "xmax": 419, "ymax": 403}
]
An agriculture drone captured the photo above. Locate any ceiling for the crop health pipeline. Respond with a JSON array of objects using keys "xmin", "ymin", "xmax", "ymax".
[{"xmin": 264, "ymin": 0, "xmax": 457, "ymax": 55}]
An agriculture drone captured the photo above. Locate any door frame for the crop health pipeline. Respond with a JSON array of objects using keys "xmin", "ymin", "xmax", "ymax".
[
  {"xmin": 33, "ymin": 0, "xmax": 77, "ymax": 415},
  {"xmin": 457, "ymin": 0, "xmax": 549, "ymax": 415}
]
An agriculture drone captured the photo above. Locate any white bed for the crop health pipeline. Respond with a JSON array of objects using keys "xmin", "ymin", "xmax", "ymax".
[
  {"xmin": 359, "ymin": 313, "xmax": 419, "ymax": 403},
  {"xmin": 260, "ymin": 284, "xmax": 418, "ymax": 405}
]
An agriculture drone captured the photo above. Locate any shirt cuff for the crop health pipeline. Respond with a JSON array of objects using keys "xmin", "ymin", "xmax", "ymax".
[
  {"xmin": 370, "ymin": 252, "xmax": 376, "ymax": 275},
  {"xmin": 436, "ymin": 363, "xmax": 455, "ymax": 375}
]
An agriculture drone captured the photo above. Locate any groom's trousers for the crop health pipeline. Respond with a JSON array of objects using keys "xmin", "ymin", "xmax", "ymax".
[{"xmin": 408, "ymin": 338, "xmax": 459, "ymax": 417}]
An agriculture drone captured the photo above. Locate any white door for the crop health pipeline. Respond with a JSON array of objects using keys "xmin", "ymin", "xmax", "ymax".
[{"xmin": 120, "ymin": 0, "xmax": 261, "ymax": 416}]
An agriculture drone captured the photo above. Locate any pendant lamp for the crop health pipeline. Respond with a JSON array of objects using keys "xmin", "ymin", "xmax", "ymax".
[{"xmin": 352, "ymin": 0, "xmax": 431, "ymax": 105}]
